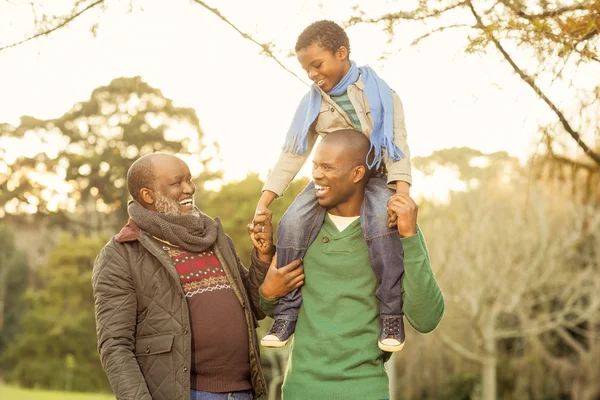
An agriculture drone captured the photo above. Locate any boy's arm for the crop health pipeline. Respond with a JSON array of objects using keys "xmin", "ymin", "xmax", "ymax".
[
  {"xmin": 401, "ymin": 226, "xmax": 445, "ymax": 334},
  {"xmin": 385, "ymin": 90, "xmax": 412, "ymax": 192},
  {"xmin": 262, "ymin": 124, "xmax": 319, "ymax": 199}
]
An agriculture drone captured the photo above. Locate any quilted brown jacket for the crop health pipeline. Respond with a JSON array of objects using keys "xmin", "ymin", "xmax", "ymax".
[{"xmin": 92, "ymin": 217, "xmax": 269, "ymax": 400}]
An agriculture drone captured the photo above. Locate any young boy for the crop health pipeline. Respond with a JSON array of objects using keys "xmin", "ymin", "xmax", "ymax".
[{"xmin": 253, "ymin": 20, "xmax": 412, "ymax": 352}]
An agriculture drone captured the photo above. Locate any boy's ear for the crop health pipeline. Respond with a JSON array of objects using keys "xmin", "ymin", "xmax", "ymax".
[{"xmin": 336, "ymin": 46, "xmax": 349, "ymax": 61}]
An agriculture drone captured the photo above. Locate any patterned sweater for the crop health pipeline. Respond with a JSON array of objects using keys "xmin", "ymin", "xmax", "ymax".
[{"xmin": 162, "ymin": 243, "xmax": 251, "ymax": 393}]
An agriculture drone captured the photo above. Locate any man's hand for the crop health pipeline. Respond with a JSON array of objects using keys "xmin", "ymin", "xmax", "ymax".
[
  {"xmin": 259, "ymin": 254, "xmax": 305, "ymax": 300},
  {"xmin": 388, "ymin": 181, "xmax": 410, "ymax": 228},
  {"xmin": 247, "ymin": 209, "xmax": 274, "ymax": 262},
  {"xmin": 387, "ymin": 193, "xmax": 418, "ymax": 238}
]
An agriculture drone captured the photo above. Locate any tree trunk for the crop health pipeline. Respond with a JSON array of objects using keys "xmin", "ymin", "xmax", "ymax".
[
  {"xmin": 481, "ymin": 314, "xmax": 497, "ymax": 400},
  {"xmin": 388, "ymin": 354, "xmax": 398, "ymax": 400}
]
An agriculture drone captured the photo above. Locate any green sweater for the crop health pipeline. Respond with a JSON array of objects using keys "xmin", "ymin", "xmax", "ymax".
[{"xmin": 261, "ymin": 216, "xmax": 444, "ymax": 400}]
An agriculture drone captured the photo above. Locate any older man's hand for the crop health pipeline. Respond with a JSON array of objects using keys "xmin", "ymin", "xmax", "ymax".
[
  {"xmin": 260, "ymin": 254, "xmax": 305, "ymax": 300},
  {"xmin": 248, "ymin": 208, "xmax": 274, "ymax": 262},
  {"xmin": 387, "ymin": 193, "xmax": 418, "ymax": 238}
]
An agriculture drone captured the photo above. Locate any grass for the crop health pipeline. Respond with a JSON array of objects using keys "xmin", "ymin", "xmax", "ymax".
[{"xmin": 0, "ymin": 385, "xmax": 115, "ymax": 400}]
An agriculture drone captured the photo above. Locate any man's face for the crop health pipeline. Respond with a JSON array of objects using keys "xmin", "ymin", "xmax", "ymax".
[
  {"xmin": 311, "ymin": 142, "xmax": 359, "ymax": 214},
  {"xmin": 151, "ymin": 157, "xmax": 196, "ymax": 216},
  {"xmin": 296, "ymin": 43, "xmax": 350, "ymax": 93}
]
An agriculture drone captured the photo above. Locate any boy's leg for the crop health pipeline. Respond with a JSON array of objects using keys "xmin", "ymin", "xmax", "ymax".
[
  {"xmin": 261, "ymin": 182, "xmax": 326, "ymax": 347},
  {"xmin": 361, "ymin": 174, "xmax": 406, "ymax": 352}
]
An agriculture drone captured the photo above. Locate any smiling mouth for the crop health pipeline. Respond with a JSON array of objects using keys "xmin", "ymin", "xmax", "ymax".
[
  {"xmin": 179, "ymin": 198, "xmax": 193, "ymax": 207},
  {"xmin": 315, "ymin": 184, "xmax": 330, "ymax": 197},
  {"xmin": 316, "ymin": 78, "xmax": 325, "ymax": 87}
]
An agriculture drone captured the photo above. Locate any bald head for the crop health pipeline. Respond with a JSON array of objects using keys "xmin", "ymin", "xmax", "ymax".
[
  {"xmin": 320, "ymin": 129, "xmax": 373, "ymax": 176},
  {"xmin": 127, "ymin": 153, "xmax": 178, "ymax": 202}
]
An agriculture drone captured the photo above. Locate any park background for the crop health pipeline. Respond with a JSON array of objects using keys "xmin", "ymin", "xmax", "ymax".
[{"xmin": 0, "ymin": 0, "xmax": 599, "ymax": 399}]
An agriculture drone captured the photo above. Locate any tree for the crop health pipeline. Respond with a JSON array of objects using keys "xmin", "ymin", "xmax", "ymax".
[
  {"xmin": 0, "ymin": 76, "xmax": 221, "ymax": 231},
  {"xmin": 421, "ymin": 180, "xmax": 600, "ymax": 400},
  {"xmin": 343, "ymin": 0, "xmax": 600, "ymax": 169},
  {"xmin": 0, "ymin": 226, "xmax": 29, "ymax": 378},
  {"xmin": 2, "ymin": 234, "xmax": 111, "ymax": 392},
  {"xmin": 0, "ymin": 0, "xmax": 305, "ymax": 84},
  {"xmin": 2, "ymin": 1, "xmax": 597, "ymax": 170}
]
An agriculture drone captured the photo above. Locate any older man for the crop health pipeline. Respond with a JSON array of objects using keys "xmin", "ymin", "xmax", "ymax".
[
  {"xmin": 260, "ymin": 130, "xmax": 445, "ymax": 400},
  {"xmin": 92, "ymin": 153, "xmax": 302, "ymax": 400}
]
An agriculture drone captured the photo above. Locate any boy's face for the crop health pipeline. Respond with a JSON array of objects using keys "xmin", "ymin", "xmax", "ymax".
[{"xmin": 296, "ymin": 43, "xmax": 350, "ymax": 93}]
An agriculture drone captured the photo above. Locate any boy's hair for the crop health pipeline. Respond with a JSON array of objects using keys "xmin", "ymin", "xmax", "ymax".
[{"xmin": 295, "ymin": 20, "xmax": 351, "ymax": 56}]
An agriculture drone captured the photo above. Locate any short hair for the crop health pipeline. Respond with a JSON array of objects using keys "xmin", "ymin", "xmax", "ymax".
[
  {"xmin": 127, "ymin": 155, "xmax": 157, "ymax": 202},
  {"xmin": 321, "ymin": 129, "xmax": 373, "ymax": 177},
  {"xmin": 295, "ymin": 20, "xmax": 351, "ymax": 56}
]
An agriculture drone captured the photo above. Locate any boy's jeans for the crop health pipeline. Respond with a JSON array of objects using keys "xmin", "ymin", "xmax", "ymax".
[{"xmin": 274, "ymin": 174, "xmax": 404, "ymax": 321}]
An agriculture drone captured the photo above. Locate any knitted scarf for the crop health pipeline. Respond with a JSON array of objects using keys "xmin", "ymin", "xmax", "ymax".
[
  {"xmin": 282, "ymin": 60, "xmax": 405, "ymax": 169},
  {"xmin": 128, "ymin": 200, "xmax": 217, "ymax": 253}
]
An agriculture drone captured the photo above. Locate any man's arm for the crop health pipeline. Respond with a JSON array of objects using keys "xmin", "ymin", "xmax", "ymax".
[
  {"xmin": 388, "ymin": 193, "xmax": 445, "ymax": 334},
  {"xmin": 92, "ymin": 242, "xmax": 152, "ymax": 400},
  {"xmin": 401, "ymin": 226, "xmax": 445, "ymax": 333}
]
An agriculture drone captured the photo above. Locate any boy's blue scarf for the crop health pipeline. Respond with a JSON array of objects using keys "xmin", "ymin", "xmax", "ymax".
[{"xmin": 282, "ymin": 60, "xmax": 404, "ymax": 169}]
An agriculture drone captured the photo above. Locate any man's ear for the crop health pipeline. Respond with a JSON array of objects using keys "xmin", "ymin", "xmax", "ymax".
[
  {"xmin": 353, "ymin": 165, "xmax": 366, "ymax": 184},
  {"xmin": 336, "ymin": 46, "xmax": 349, "ymax": 61},
  {"xmin": 140, "ymin": 188, "xmax": 155, "ymax": 205}
]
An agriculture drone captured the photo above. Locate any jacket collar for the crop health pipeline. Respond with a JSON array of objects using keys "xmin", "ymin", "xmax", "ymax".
[{"xmin": 115, "ymin": 217, "xmax": 141, "ymax": 242}]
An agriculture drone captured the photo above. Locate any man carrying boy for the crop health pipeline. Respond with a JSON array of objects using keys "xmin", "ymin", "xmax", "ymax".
[
  {"xmin": 259, "ymin": 130, "xmax": 444, "ymax": 400},
  {"xmin": 252, "ymin": 20, "xmax": 414, "ymax": 351}
]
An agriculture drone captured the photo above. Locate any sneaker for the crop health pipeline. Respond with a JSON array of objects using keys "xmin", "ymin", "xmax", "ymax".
[
  {"xmin": 261, "ymin": 318, "xmax": 296, "ymax": 348},
  {"xmin": 378, "ymin": 314, "xmax": 405, "ymax": 352}
]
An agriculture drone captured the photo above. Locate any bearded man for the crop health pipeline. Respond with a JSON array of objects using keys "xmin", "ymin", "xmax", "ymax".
[{"xmin": 92, "ymin": 153, "xmax": 303, "ymax": 400}]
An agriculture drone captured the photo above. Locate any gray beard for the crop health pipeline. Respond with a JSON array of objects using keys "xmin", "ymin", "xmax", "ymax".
[{"xmin": 155, "ymin": 193, "xmax": 198, "ymax": 217}]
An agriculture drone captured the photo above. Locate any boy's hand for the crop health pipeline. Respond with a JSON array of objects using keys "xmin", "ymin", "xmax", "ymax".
[
  {"xmin": 247, "ymin": 208, "xmax": 274, "ymax": 261},
  {"xmin": 389, "ymin": 181, "xmax": 410, "ymax": 228},
  {"xmin": 260, "ymin": 254, "xmax": 305, "ymax": 300},
  {"xmin": 387, "ymin": 193, "xmax": 418, "ymax": 238}
]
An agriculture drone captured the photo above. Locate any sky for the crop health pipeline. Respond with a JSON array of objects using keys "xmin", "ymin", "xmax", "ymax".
[{"xmin": 0, "ymin": 0, "xmax": 567, "ymax": 201}]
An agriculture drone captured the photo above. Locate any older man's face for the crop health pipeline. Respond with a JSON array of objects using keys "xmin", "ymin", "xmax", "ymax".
[{"xmin": 152, "ymin": 156, "xmax": 196, "ymax": 216}]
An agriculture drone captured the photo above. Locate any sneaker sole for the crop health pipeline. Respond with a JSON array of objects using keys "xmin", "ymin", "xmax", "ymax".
[
  {"xmin": 378, "ymin": 341, "xmax": 405, "ymax": 352},
  {"xmin": 260, "ymin": 338, "xmax": 290, "ymax": 348}
]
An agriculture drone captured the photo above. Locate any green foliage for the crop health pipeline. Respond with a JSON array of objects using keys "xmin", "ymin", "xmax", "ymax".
[
  {"xmin": 200, "ymin": 173, "xmax": 310, "ymax": 266},
  {"xmin": 0, "ymin": 227, "xmax": 29, "ymax": 371},
  {"xmin": 0, "ymin": 76, "xmax": 221, "ymax": 229},
  {"xmin": 2, "ymin": 235, "xmax": 110, "ymax": 392}
]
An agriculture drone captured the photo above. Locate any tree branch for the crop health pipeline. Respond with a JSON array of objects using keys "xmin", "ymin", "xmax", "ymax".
[
  {"xmin": 468, "ymin": 1, "xmax": 600, "ymax": 166},
  {"xmin": 345, "ymin": 1, "xmax": 468, "ymax": 26},
  {"xmin": 515, "ymin": 2, "xmax": 593, "ymax": 19},
  {"xmin": 439, "ymin": 333, "xmax": 485, "ymax": 363},
  {"xmin": 556, "ymin": 326, "xmax": 588, "ymax": 356},
  {"xmin": 410, "ymin": 23, "xmax": 475, "ymax": 46},
  {"xmin": 0, "ymin": 0, "xmax": 105, "ymax": 52},
  {"xmin": 189, "ymin": 0, "xmax": 307, "ymax": 86}
]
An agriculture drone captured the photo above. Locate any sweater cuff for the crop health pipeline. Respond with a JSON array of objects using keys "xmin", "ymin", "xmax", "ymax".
[
  {"xmin": 401, "ymin": 229, "xmax": 426, "ymax": 260},
  {"xmin": 251, "ymin": 247, "xmax": 273, "ymax": 268},
  {"xmin": 259, "ymin": 291, "xmax": 279, "ymax": 317}
]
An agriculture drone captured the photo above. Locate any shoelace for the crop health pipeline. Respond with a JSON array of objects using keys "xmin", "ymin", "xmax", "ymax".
[
  {"xmin": 383, "ymin": 318, "xmax": 401, "ymax": 335},
  {"xmin": 271, "ymin": 319, "xmax": 287, "ymax": 334}
]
